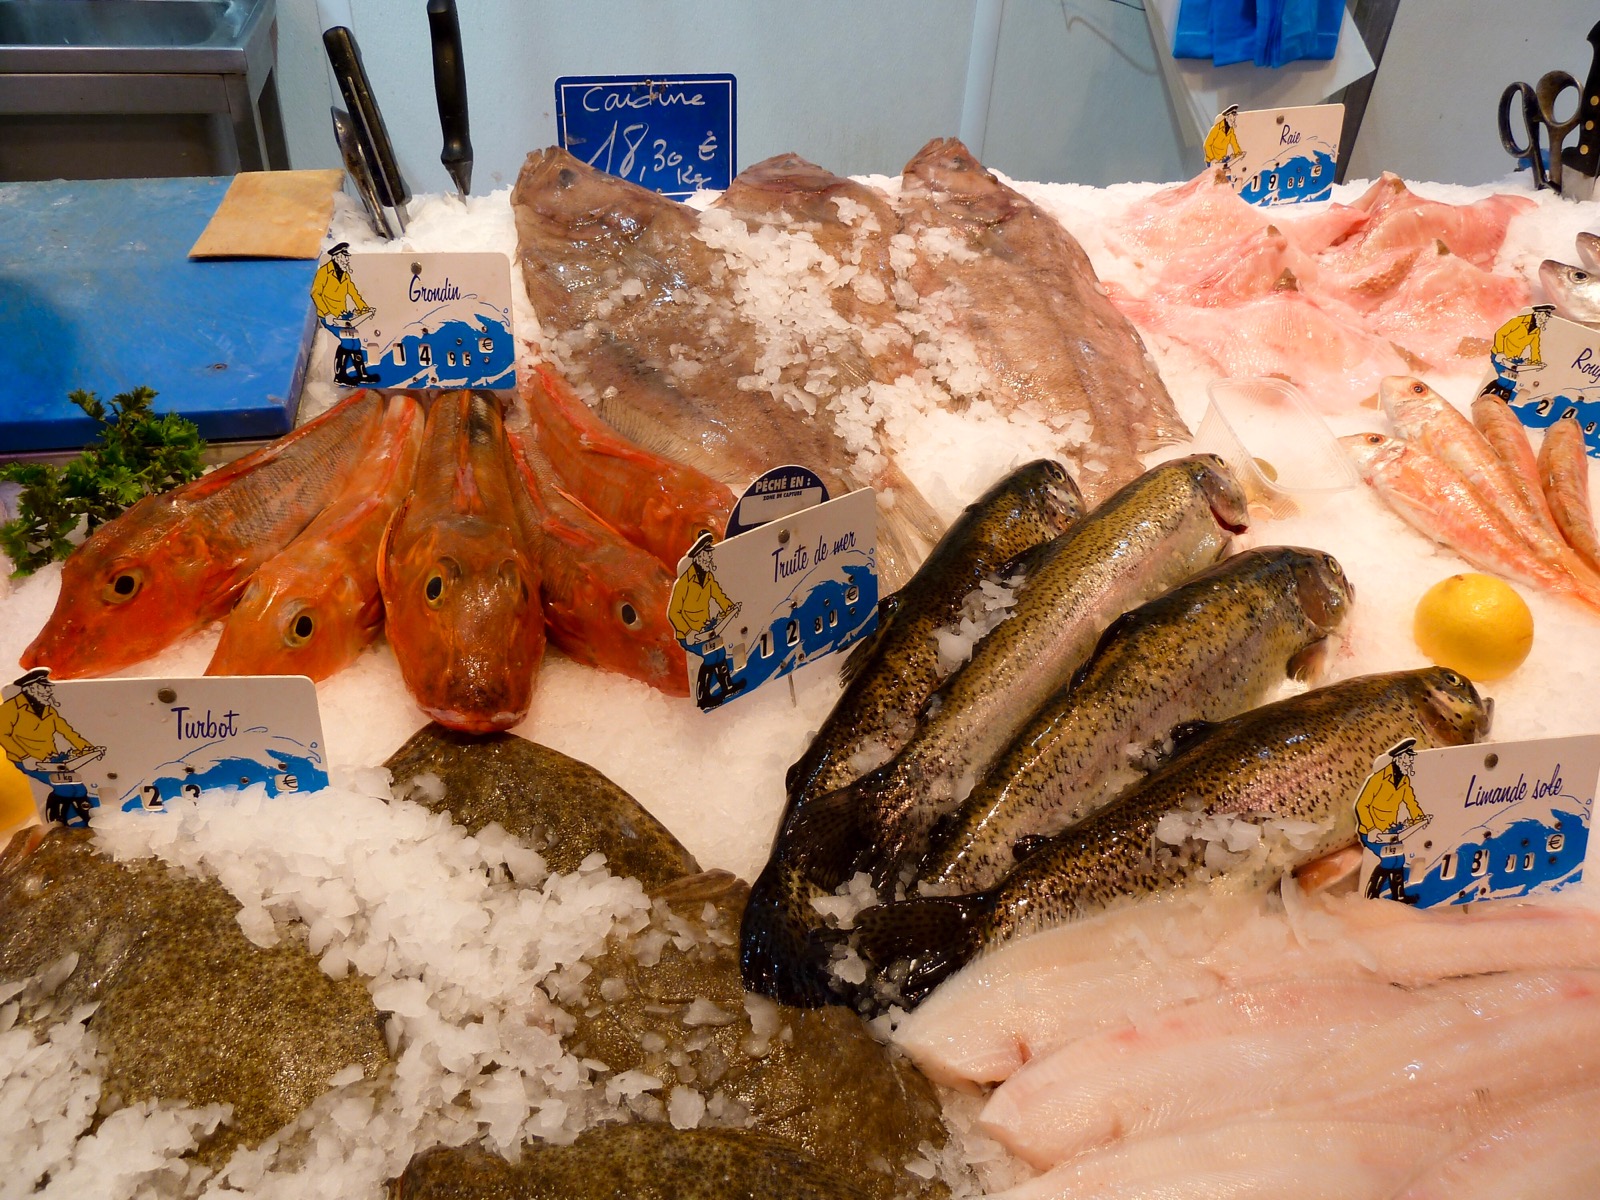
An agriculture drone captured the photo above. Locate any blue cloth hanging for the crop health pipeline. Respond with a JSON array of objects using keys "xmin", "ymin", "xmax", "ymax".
[
  {"xmin": 1173, "ymin": 0, "xmax": 1214, "ymax": 59},
  {"xmin": 1312, "ymin": 0, "xmax": 1344, "ymax": 60},
  {"xmin": 1211, "ymin": 0, "xmax": 1259, "ymax": 68}
]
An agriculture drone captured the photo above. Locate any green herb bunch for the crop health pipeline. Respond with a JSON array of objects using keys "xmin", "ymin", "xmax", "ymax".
[{"xmin": 0, "ymin": 386, "xmax": 205, "ymax": 575}]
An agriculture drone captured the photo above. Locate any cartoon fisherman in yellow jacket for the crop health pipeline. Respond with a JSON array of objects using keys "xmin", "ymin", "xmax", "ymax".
[
  {"xmin": 0, "ymin": 670, "xmax": 103, "ymax": 826},
  {"xmin": 1356, "ymin": 737, "xmax": 1428, "ymax": 903},
  {"xmin": 311, "ymin": 242, "xmax": 378, "ymax": 385},
  {"xmin": 668, "ymin": 532, "xmax": 745, "ymax": 707},
  {"xmin": 1491, "ymin": 305, "xmax": 1554, "ymax": 374},
  {"xmin": 1204, "ymin": 105, "xmax": 1243, "ymax": 174}
]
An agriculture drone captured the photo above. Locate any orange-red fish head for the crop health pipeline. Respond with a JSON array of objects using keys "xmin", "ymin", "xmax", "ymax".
[
  {"xmin": 206, "ymin": 566, "xmax": 376, "ymax": 684},
  {"xmin": 21, "ymin": 519, "xmax": 216, "ymax": 679},
  {"xmin": 546, "ymin": 548, "xmax": 689, "ymax": 697},
  {"xmin": 380, "ymin": 513, "xmax": 545, "ymax": 733}
]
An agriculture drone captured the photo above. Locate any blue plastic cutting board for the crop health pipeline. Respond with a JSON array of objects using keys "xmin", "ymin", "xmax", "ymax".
[{"xmin": 0, "ymin": 177, "xmax": 318, "ymax": 453}]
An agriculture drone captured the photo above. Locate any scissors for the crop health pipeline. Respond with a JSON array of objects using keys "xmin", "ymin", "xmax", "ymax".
[{"xmin": 1498, "ymin": 71, "xmax": 1583, "ymax": 193}]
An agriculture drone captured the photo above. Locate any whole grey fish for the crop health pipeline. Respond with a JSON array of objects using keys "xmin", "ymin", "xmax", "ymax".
[
  {"xmin": 919, "ymin": 546, "xmax": 1354, "ymax": 895},
  {"xmin": 741, "ymin": 459, "xmax": 1085, "ymax": 1005},
  {"xmin": 811, "ymin": 455, "xmax": 1249, "ymax": 890},
  {"xmin": 1540, "ymin": 259, "xmax": 1600, "ymax": 326},
  {"xmin": 395, "ymin": 1126, "xmax": 871, "ymax": 1200},
  {"xmin": 855, "ymin": 668, "xmax": 1492, "ymax": 1005},
  {"xmin": 0, "ymin": 827, "xmax": 388, "ymax": 1165},
  {"xmin": 898, "ymin": 137, "xmax": 1189, "ymax": 505},
  {"xmin": 511, "ymin": 146, "xmax": 944, "ymax": 590},
  {"xmin": 1576, "ymin": 231, "xmax": 1600, "ymax": 272}
]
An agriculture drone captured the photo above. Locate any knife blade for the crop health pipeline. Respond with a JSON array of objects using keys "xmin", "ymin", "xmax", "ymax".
[
  {"xmin": 323, "ymin": 25, "xmax": 410, "ymax": 233},
  {"xmin": 1559, "ymin": 19, "xmax": 1600, "ymax": 199},
  {"xmin": 330, "ymin": 105, "xmax": 394, "ymax": 238},
  {"xmin": 427, "ymin": 0, "xmax": 473, "ymax": 199}
]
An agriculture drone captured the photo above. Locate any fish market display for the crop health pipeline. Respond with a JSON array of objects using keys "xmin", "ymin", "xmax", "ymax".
[
  {"xmin": 897, "ymin": 138, "xmax": 1188, "ymax": 503},
  {"xmin": 379, "ymin": 391, "xmax": 545, "ymax": 733},
  {"xmin": 385, "ymin": 722, "xmax": 701, "ymax": 886},
  {"xmin": 920, "ymin": 546, "xmax": 1353, "ymax": 895},
  {"xmin": 21, "ymin": 388, "xmax": 382, "ymax": 678},
  {"xmin": 520, "ymin": 364, "xmax": 735, "ymax": 571},
  {"xmin": 206, "ymin": 393, "xmax": 424, "ymax": 682},
  {"xmin": 511, "ymin": 145, "xmax": 945, "ymax": 590},
  {"xmin": 1538, "ymin": 413, "xmax": 1600, "ymax": 574},
  {"xmin": 0, "ymin": 825, "xmax": 388, "ymax": 1166},
  {"xmin": 855, "ymin": 668, "xmax": 1490, "ymax": 1003},
  {"xmin": 506, "ymin": 419, "xmax": 687, "ymax": 696},
  {"xmin": 1106, "ymin": 171, "xmax": 1533, "ymax": 405},
  {"xmin": 395, "ymin": 1126, "xmax": 871, "ymax": 1200},
  {"xmin": 742, "ymin": 459, "xmax": 1084, "ymax": 1004}
]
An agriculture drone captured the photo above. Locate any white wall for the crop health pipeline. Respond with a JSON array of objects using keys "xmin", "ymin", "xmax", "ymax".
[{"xmin": 271, "ymin": 0, "xmax": 1600, "ymax": 192}]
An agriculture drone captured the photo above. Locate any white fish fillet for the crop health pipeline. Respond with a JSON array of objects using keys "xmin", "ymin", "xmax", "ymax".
[
  {"xmin": 894, "ymin": 882, "xmax": 1600, "ymax": 1088},
  {"xmin": 979, "ymin": 977, "xmax": 1417, "ymax": 1167},
  {"xmin": 990, "ymin": 1118, "xmax": 1447, "ymax": 1200},
  {"xmin": 1396, "ymin": 1085, "xmax": 1600, "ymax": 1200}
]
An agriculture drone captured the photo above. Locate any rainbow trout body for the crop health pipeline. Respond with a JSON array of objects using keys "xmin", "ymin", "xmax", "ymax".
[
  {"xmin": 857, "ymin": 668, "xmax": 1492, "ymax": 1005},
  {"xmin": 742, "ymin": 459, "xmax": 1085, "ymax": 1006},
  {"xmin": 919, "ymin": 546, "xmax": 1354, "ymax": 894},
  {"xmin": 836, "ymin": 455, "xmax": 1249, "ymax": 886}
]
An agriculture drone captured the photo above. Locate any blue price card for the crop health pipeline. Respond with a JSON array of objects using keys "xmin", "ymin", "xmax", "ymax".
[{"xmin": 555, "ymin": 73, "xmax": 736, "ymax": 199}]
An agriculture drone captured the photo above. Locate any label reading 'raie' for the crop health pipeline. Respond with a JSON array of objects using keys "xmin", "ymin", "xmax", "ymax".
[{"xmin": 1203, "ymin": 102, "xmax": 1343, "ymax": 206}]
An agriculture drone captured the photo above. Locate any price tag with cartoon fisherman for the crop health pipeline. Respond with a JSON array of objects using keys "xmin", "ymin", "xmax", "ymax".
[
  {"xmin": 1355, "ymin": 734, "xmax": 1598, "ymax": 908},
  {"xmin": 1479, "ymin": 308, "xmax": 1600, "ymax": 458},
  {"xmin": 670, "ymin": 487, "xmax": 877, "ymax": 711},
  {"xmin": 0, "ymin": 671, "xmax": 329, "ymax": 827},
  {"xmin": 310, "ymin": 247, "xmax": 514, "ymax": 390},
  {"xmin": 1202, "ymin": 102, "xmax": 1343, "ymax": 206}
]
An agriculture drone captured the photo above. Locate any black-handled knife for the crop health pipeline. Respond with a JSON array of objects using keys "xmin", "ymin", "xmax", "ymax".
[
  {"xmin": 1560, "ymin": 19, "xmax": 1600, "ymax": 199},
  {"xmin": 324, "ymin": 25, "xmax": 410, "ymax": 229},
  {"xmin": 427, "ymin": 0, "xmax": 473, "ymax": 199}
]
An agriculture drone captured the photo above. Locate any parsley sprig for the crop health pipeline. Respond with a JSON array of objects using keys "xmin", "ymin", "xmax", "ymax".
[{"xmin": 0, "ymin": 387, "xmax": 205, "ymax": 575}]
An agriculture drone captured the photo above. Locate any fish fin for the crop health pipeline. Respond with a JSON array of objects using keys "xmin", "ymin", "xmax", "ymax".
[
  {"xmin": 780, "ymin": 782, "xmax": 874, "ymax": 891},
  {"xmin": 837, "ymin": 594, "xmax": 900, "ymax": 686},
  {"xmin": 1068, "ymin": 608, "xmax": 1141, "ymax": 693},
  {"xmin": 852, "ymin": 891, "xmax": 993, "ymax": 1006},
  {"xmin": 1165, "ymin": 719, "xmax": 1220, "ymax": 758},
  {"xmin": 1287, "ymin": 637, "xmax": 1332, "ymax": 683},
  {"xmin": 1010, "ymin": 833, "xmax": 1051, "ymax": 864},
  {"xmin": 738, "ymin": 861, "xmax": 842, "ymax": 1008},
  {"xmin": 998, "ymin": 537, "xmax": 1058, "ymax": 584}
]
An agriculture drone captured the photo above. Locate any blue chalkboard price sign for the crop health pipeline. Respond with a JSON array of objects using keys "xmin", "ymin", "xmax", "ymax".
[{"xmin": 555, "ymin": 73, "xmax": 736, "ymax": 199}]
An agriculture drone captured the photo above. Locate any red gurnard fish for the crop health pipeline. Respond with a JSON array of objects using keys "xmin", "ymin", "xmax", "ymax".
[
  {"xmin": 206, "ymin": 394, "xmax": 425, "ymax": 682},
  {"xmin": 505, "ymin": 424, "xmax": 689, "ymax": 696},
  {"xmin": 1538, "ymin": 415, "xmax": 1600, "ymax": 577},
  {"xmin": 1342, "ymin": 432, "xmax": 1600, "ymax": 614},
  {"xmin": 22, "ymin": 390, "xmax": 382, "ymax": 678},
  {"xmin": 521, "ymin": 363, "xmax": 734, "ymax": 570},
  {"xmin": 378, "ymin": 392, "xmax": 544, "ymax": 732}
]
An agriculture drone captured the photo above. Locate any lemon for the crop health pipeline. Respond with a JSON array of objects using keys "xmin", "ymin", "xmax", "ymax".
[{"xmin": 1413, "ymin": 573, "xmax": 1534, "ymax": 682}]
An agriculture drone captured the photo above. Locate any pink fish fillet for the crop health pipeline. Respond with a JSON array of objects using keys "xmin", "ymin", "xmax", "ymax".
[
  {"xmin": 1538, "ymin": 415, "xmax": 1600, "ymax": 576},
  {"xmin": 990, "ymin": 1118, "xmax": 1450, "ymax": 1200},
  {"xmin": 1340, "ymin": 430, "xmax": 1600, "ymax": 613},
  {"xmin": 1472, "ymin": 392, "xmax": 1564, "ymax": 539},
  {"xmin": 1395, "ymin": 1085, "xmax": 1600, "ymax": 1200},
  {"xmin": 1370, "ymin": 242, "xmax": 1531, "ymax": 365},
  {"xmin": 978, "ymin": 977, "xmax": 1419, "ymax": 1168},
  {"xmin": 1116, "ymin": 286, "xmax": 1411, "ymax": 413},
  {"xmin": 1379, "ymin": 376, "xmax": 1600, "ymax": 592},
  {"xmin": 1334, "ymin": 173, "xmax": 1535, "ymax": 270}
]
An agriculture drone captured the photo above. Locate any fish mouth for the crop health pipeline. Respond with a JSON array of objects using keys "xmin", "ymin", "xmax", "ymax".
[{"xmin": 419, "ymin": 702, "xmax": 528, "ymax": 735}]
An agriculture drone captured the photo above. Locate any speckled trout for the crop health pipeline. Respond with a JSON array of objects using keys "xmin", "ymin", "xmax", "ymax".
[
  {"xmin": 920, "ymin": 546, "xmax": 1354, "ymax": 895},
  {"xmin": 742, "ymin": 459, "xmax": 1085, "ymax": 1005},
  {"xmin": 798, "ymin": 455, "xmax": 1248, "ymax": 892},
  {"xmin": 856, "ymin": 668, "xmax": 1492, "ymax": 1005}
]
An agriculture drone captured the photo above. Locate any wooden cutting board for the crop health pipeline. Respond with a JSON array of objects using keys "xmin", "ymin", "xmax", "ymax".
[
  {"xmin": 188, "ymin": 169, "xmax": 346, "ymax": 259},
  {"xmin": 0, "ymin": 177, "xmax": 322, "ymax": 454}
]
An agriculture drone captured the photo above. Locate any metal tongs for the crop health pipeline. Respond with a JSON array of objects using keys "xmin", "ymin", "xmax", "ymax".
[{"xmin": 324, "ymin": 25, "xmax": 411, "ymax": 237}]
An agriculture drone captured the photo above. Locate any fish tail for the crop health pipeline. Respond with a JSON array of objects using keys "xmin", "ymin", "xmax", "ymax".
[
  {"xmin": 852, "ymin": 891, "xmax": 994, "ymax": 1005},
  {"xmin": 738, "ymin": 861, "xmax": 843, "ymax": 1008}
]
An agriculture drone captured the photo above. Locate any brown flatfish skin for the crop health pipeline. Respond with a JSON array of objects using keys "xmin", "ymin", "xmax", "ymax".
[
  {"xmin": 511, "ymin": 146, "xmax": 942, "ymax": 590},
  {"xmin": 898, "ymin": 137, "xmax": 1189, "ymax": 504}
]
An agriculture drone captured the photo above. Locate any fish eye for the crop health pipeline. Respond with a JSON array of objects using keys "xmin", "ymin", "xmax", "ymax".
[
  {"xmin": 1324, "ymin": 556, "xmax": 1341, "ymax": 575},
  {"xmin": 1409, "ymin": 382, "xmax": 1426, "ymax": 395},
  {"xmin": 618, "ymin": 601, "xmax": 641, "ymax": 629},
  {"xmin": 1442, "ymin": 670, "xmax": 1463, "ymax": 686},
  {"xmin": 1365, "ymin": 433, "xmax": 1384, "ymax": 445},
  {"xmin": 1576, "ymin": 270, "xmax": 1590, "ymax": 282},
  {"xmin": 104, "ymin": 570, "xmax": 142, "ymax": 604},
  {"xmin": 425, "ymin": 573, "xmax": 445, "ymax": 606},
  {"xmin": 287, "ymin": 612, "xmax": 315, "ymax": 646}
]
